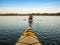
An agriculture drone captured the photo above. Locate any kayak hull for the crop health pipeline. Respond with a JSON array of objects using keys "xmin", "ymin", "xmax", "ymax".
[{"xmin": 15, "ymin": 24, "xmax": 42, "ymax": 45}]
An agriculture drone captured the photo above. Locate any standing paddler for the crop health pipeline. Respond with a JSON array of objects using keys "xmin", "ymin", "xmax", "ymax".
[{"xmin": 29, "ymin": 14, "xmax": 33, "ymax": 25}]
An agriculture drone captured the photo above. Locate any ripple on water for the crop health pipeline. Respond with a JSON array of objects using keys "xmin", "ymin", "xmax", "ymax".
[{"xmin": 0, "ymin": 16, "xmax": 60, "ymax": 45}]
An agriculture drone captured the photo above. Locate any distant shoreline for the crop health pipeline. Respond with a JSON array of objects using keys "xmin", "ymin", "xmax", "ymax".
[
  {"xmin": 0, "ymin": 13, "xmax": 60, "ymax": 16},
  {"xmin": 0, "ymin": 15, "xmax": 60, "ymax": 16}
]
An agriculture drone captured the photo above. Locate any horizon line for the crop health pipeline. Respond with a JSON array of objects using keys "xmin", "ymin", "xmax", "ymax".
[{"xmin": 0, "ymin": 12, "xmax": 60, "ymax": 14}]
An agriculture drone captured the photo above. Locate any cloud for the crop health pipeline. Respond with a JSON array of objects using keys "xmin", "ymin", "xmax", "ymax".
[
  {"xmin": 0, "ymin": 6, "xmax": 60, "ymax": 14},
  {"xmin": 0, "ymin": 0, "xmax": 60, "ymax": 14}
]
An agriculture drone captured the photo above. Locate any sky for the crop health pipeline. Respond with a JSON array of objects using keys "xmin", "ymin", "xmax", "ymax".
[{"xmin": 0, "ymin": 0, "xmax": 60, "ymax": 14}]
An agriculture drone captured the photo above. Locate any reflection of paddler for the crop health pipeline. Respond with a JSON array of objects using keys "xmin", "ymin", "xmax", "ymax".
[{"xmin": 29, "ymin": 14, "xmax": 33, "ymax": 25}]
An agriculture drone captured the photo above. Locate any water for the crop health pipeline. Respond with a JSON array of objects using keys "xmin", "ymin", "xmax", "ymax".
[{"xmin": 0, "ymin": 16, "xmax": 60, "ymax": 45}]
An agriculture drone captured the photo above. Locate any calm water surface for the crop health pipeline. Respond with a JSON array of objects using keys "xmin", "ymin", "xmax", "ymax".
[{"xmin": 0, "ymin": 16, "xmax": 60, "ymax": 45}]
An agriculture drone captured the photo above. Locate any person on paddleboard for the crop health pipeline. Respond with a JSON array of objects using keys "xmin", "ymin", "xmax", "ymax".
[{"xmin": 29, "ymin": 14, "xmax": 33, "ymax": 25}]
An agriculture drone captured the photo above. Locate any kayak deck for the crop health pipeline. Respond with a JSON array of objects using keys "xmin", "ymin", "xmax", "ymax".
[{"xmin": 15, "ymin": 24, "xmax": 42, "ymax": 45}]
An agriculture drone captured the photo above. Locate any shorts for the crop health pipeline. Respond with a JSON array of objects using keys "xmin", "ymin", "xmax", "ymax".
[{"xmin": 29, "ymin": 20, "xmax": 33, "ymax": 24}]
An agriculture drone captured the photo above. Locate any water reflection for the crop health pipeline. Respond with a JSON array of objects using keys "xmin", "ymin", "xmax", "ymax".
[{"xmin": 0, "ymin": 16, "xmax": 60, "ymax": 45}]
